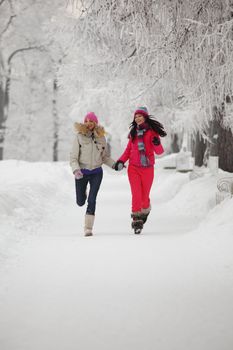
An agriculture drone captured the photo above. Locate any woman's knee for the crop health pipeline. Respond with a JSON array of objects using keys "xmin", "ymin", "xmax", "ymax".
[{"xmin": 76, "ymin": 199, "xmax": 85, "ymax": 207}]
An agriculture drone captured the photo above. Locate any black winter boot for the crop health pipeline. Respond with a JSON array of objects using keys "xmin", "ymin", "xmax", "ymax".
[
  {"xmin": 131, "ymin": 212, "xmax": 144, "ymax": 234},
  {"xmin": 141, "ymin": 206, "xmax": 151, "ymax": 224},
  {"xmin": 141, "ymin": 212, "xmax": 150, "ymax": 224}
]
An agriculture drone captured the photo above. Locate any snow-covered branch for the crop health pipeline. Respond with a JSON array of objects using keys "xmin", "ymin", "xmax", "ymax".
[
  {"xmin": 0, "ymin": 14, "xmax": 16, "ymax": 37},
  {"xmin": 7, "ymin": 46, "xmax": 46, "ymax": 65}
]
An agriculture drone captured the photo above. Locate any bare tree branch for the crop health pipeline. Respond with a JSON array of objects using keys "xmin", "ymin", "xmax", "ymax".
[
  {"xmin": 7, "ymin": 45, "xmax": 45, "ymax": 65},
  {"xmin": 127, "ymin": 47, "xmax": 137, "ymax": 59},
  {"xmin": 132, "ymin": 68, "xmax": 170, "ymax": 101},
  {"xmin": 177, "ymin": 0, "xmax": 211, "ymax": 50},
  {"xmin": 0, "ymin": 15, "xmax": 16, "ymax": 37}
]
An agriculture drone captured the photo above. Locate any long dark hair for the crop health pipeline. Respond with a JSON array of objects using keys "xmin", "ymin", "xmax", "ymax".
[{"xmin": 129, "ymin": 116, "xmax": 167, "ymax": 140}]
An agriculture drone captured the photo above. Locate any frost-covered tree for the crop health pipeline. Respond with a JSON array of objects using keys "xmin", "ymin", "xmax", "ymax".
[
  {"xmin": 167, "ymin": 0, "xmax": 233, "ymax": 170},
  {"xmin": 0, "ymin": 0, "xmax": 66, "ymax": 161},
  {"xmin": 1, "ymin": 0, "xmax": 233, "ymax": 168},
  {"xmin": 0, "ymin": 0, "xmax": 15, "ymax": 159},
  {"xmin": 66, "ymin": 0, "xmax": 233, "ymax": 171}
]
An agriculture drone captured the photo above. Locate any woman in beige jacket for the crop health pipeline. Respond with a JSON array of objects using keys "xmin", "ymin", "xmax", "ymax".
[{"xmin": 70, "ymin": 112, "xmax": 117, "ymax": 236}]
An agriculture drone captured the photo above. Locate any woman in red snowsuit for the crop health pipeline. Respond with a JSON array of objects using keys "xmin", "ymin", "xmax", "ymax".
[{"xmin": 114, "ymin": 107, "xmax": 167, "ymax": 233}]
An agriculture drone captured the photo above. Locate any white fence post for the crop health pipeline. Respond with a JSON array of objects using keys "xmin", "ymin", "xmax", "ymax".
[
  {"xmin": 208, "ymin": 156, "xmax": 219, "ymax": 175},
  {"xmin": 176, "ymin": 149, "xmax": 194, "ymax": 173}
]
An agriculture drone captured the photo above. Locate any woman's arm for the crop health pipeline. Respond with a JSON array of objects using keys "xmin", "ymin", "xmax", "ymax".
[
  {"xmin": 118, "ymin": 139, "xmax": 132, "ymax": 163},
  {"xmin": 152, "ymin": 132, "xmax": 164, "ymax": 155},
  {"xmin": 101, "ymin": 138, "xmax": 116, "ymax": 168},
  {"xmin": 70, "ymin": 136, "xmax": 81, "ymax": 173}
]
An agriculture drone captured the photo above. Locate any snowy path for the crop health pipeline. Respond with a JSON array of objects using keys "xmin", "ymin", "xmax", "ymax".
[{"xmin": 0, "ymin": 160, "xmax": 233, "ymax": 350}]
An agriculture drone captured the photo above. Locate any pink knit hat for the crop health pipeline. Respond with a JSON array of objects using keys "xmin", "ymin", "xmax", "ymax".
[
  {"xmin": 134, "ymin": 106, "xmax": 149, "ymax": 118},
  {"xmin": 84, "ymin": 112, "xmax": 98, "ymax": 124}
]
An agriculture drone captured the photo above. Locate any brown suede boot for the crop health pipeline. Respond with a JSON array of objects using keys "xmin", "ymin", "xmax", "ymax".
[{"xmin": 84, "ymin": 214, "xmax": 95, "ymax": 236}]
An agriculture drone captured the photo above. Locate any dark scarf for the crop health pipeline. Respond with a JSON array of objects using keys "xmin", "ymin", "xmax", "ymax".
[{"xmin": 137, "ymin": 123, "xmax": 150, "ymax": 167}]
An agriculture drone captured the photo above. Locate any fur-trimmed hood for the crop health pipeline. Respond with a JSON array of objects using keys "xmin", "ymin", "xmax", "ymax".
[{"xmin": 74, "ymin": 123, "xmax": 106, "ymax": 138}]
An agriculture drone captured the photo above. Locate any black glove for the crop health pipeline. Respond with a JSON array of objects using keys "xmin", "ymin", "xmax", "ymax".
[
  {"xmin": 152, "ymin": 136, "xmax": 160, "ymax": 146},
  {"xmin": 114, "ymin": 160, "xmax": 124, "ymax": 171}
]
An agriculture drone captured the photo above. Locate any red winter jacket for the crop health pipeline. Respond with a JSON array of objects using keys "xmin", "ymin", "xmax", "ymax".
[{"xmin": 118, "ymin": 129, "xmax": 164, "ymax": 167}]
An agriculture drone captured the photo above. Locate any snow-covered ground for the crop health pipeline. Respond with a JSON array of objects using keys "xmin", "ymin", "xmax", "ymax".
[{"xmin": 0, "ymin": 156, "xmax": 233, "ymax": 350}]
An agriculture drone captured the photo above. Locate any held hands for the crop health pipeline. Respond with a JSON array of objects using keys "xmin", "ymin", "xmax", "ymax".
[
  {"xmin": 152, "ymin": 136, "xmax": 161, "ymax": 146},
  {"xmin": 113, "ymin": 160, "xmax": 124, "ymax": 171},
  {"xmin": 74, "ymin": 169, "xmax": 83, "ymax": 179}
]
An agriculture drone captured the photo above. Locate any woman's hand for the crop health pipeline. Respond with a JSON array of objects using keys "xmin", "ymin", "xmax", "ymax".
[
  {"xmin": 74, "ymin": 169, "xmax": 83, "ymax": 179},
  {"xmin": 113, "ymin": 161, "xmax": 124, "ymax": 171},
  {"xmin": 152, "ymin": 136, "xmax": 160, "ymax": 145}
]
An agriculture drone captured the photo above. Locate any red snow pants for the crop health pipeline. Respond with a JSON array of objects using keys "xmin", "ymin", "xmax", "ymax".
[{"xmin": 128, "ymin": 164, "xmax": 154, "ymax": 213}]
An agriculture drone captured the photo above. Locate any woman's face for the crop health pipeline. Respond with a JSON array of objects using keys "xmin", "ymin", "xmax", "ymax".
[
  {"xmin": 85, "ymin": 119, "xmax": 96, "ymax": 130},
  {"xmin": 134, "ymin": 114, "xmax": 145, "ymax": 125}
]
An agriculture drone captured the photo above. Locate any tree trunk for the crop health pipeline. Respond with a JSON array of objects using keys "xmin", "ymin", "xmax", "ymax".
[
  {"xmin": 170, "ymin": 133, "xmax": 180, "ymax": 153},
  {"xmin": 0, "ymin": 47, "xmax": 43, "ymax": 159},
  {"xmin": 209, "ymin": 106, "xmax": 220, "ymax": 157},
  {"xmin": 209, "ymin": 105, "xmax": 233, "ymax": 172},
  {"xmin": 194, "ymin": 132, "xmax": 207, "ymax": 167},
  {"xmin": 0, "ymin": 73, "xmax": 10, "ymax": 160},
  {"xmin": 52, "ymin": 77, "xmax": 58, "ymax": 162},
  {"xmin": 218, "ymin": 125, "xmax": 233, "ymax": 172},
  {"xmin": 0, "ymin": 82, "xmax": 4, "ymax": 160}
]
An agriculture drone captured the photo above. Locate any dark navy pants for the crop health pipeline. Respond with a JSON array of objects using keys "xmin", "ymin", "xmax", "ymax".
[{"xmin": 75, "ymin": 169, "xmax": 103, "ymax": 215}]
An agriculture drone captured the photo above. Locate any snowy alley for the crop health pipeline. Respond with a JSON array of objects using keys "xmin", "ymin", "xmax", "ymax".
[
  {"xmin": 0, "ymin": 157, "xmax": 233, "ymax": 350},
  {"xmin": 1, "ymin": 1, "xmax": 233, "ymax": 349}
]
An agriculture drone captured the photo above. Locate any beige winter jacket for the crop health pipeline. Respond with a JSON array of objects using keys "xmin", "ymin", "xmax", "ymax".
[{"xmin": 70, "ymin": 123, "xmax": 115, "ymax": 173}]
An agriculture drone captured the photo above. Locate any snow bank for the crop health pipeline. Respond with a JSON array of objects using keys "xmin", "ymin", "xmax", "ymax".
[
  {"xmin": 0, "ymin": 160, "xmax": 72, "ymax": 259},
  {"xmin": 1, "ymin": 158, "xmax": 233, "ymax": 350},
  {"xmin": 1, "ymin": 158, "xmax": 233, "ymax": 258}
]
